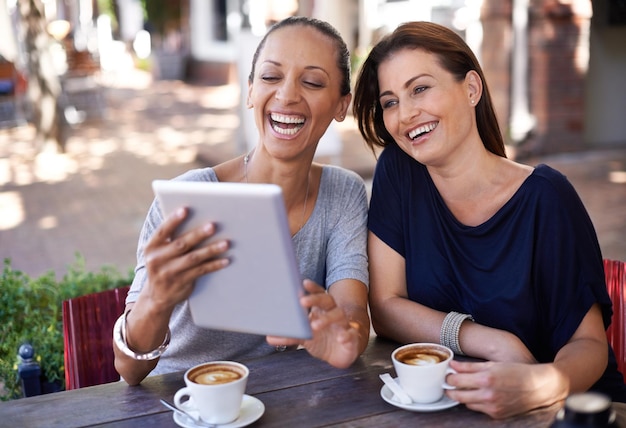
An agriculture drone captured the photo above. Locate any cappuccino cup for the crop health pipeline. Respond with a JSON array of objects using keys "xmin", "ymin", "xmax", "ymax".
[
  {"xmin": 392, "ymin": 343, "xmax": 456, "ymax": 404},
  {"xmin": 174, "ymin": 361, "xmax": 249, "ymax": 424}
]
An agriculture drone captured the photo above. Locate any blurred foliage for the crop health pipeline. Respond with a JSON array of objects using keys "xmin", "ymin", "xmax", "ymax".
[
  {"xmin": 97, "ymin": 0, "xmax": 119, "ymax": 33},
  {"xmin": 141, "ymin": 0, "xmax": 182, "ymax": 35},
  {"xmin": 0, "ymin": 255, "xmax": 134, "ymax": 401}
]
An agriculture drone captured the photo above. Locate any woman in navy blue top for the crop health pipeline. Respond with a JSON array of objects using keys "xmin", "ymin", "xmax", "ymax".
[{"xmin": 353, "ymin": 21, "xmax": 626, "ymax": 419}]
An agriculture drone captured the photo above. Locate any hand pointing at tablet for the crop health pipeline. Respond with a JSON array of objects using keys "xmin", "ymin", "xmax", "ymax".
[{"xmin": 267, "ymin": 280, "xmax": 368, "ymax": 370}]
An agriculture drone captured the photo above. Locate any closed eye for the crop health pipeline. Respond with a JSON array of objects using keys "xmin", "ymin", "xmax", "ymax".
[
  {"xmin": 261, "ymin": 75, "xmax": 280, "ymax": 82},
  {"xmin": 304, "ymin": 81, "xmax": 324, "ymax": 88}
]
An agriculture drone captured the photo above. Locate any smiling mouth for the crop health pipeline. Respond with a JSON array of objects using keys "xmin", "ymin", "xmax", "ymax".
[
  {"xmin": 270, "ymin": 113, "xmax": 305, "ymax": 136},
  {"xmin": 408, "ymin": 122, "xmax": 438, "ymax": 140}
]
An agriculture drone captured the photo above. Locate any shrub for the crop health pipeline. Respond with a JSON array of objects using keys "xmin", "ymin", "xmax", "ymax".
[{"xmin": 0, "ymin": 255, "xmax": 134, "ymax": 400}]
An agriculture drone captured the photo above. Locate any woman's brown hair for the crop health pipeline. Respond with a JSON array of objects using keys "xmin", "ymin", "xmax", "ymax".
[{"xmin": 353, "ymin": 21, "xmax": 506, "ymax": 157}]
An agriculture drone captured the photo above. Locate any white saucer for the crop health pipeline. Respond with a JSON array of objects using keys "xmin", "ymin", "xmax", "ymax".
[
  {"xmin": 380, "ymin": 379, "xmax": 459, "ymax": 412},
  {"xmin": 173, "ymin": 394, "xmax": 265, "ymax": 428}
]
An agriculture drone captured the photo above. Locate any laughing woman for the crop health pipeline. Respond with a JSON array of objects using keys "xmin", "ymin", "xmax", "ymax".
[
  {"xmin": 114, "ymin": 16, "xmax": 370, "ymax": 386},
  {"xmin": 353, "ymin": 21, "xmax": 626, "ymax": 419}
]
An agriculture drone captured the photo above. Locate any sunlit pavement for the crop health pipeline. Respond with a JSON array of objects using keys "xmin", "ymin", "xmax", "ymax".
[
  {"xmin": 1, "ymin": 66, "xmax": 625, "ymax": 279},
  {"xmin": 0, "ymin": 68, "xmax": 242, "ymax": 277}
]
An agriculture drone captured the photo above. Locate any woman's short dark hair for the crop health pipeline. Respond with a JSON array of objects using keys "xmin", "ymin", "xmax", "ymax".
[
  {"xmin": 248, "ymin": 16, "xmax": 351, "ymax": 97},
  {"xmin": 353, "ymin": 21, "xmax": 506, "ymax": 157}
]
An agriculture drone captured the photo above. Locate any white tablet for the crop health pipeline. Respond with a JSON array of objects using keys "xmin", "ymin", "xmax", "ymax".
[{"xmin": 152, "ymin": 180, "xmax": 312, "ymax": 339}]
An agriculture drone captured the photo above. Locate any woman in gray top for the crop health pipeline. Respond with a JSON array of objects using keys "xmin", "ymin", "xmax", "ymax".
[{"xmin": 114, "ymin": 16, "xmax": 370, "ymax": 386}]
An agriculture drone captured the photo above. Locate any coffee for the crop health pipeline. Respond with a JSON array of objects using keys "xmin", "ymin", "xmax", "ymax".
[
  {"xmin": 189, "ymin": 364, "xmax": 244, "ymax": 385},
  {"xmin": 392, "ymin": 343, "xmax": 456, "ymax": 404},
  {"xmin": 176, "ymin": 361, "xmax": 249, "ymax": 424},
  {"xmin": 395, "ymin": 346, "xmax": 449, "ymax": 366}
]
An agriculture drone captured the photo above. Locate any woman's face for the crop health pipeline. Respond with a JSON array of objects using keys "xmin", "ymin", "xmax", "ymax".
[
  {"xmin": 247, "ymin": 25, "xmax": 351, "ymax": 160},
  {"xmin": 377, "ymin": 48, "xmax": 479, "ymax": 167}
]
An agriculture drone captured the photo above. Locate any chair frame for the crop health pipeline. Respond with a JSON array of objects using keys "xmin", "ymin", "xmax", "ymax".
[
  {"xmin": 604, "ymin": 259, "xmax": 626, "ymax": 376},
  {"xmin": 62, "ymin": 286, "xmax": 129, "ymax": 390}
]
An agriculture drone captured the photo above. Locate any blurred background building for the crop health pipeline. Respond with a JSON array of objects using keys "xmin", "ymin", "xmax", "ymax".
[{"xmin": 1, "ymin": 0, "xmax": 625, "ymax": 156}]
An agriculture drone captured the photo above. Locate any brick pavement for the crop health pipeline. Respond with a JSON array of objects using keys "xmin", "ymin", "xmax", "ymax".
[{"xmin": 1, "ymin": 69, "xmax": 624, "ymax": 279}]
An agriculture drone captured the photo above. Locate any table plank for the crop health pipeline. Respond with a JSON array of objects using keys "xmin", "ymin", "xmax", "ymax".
[
  {"xmin": 0, "ymin": 375, "xmax": 179, "ymax": 427},
  {"xmin": 253, "ymin": 369, "xmax": 393, "ymax": 426},
  {"xmin": 91, "ymin": 412, "xmax": 174, "ymax": 427}
]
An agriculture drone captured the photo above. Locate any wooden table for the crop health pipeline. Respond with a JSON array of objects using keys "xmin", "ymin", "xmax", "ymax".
[{"xmin": 1, "ymin": 336, "xmax": 625, "ymax": 427}]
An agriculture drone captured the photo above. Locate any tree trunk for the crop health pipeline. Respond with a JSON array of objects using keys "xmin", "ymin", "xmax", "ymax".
[{"xmin": 18, "ymin": 0, "xmax": 64, "ymax": 152}]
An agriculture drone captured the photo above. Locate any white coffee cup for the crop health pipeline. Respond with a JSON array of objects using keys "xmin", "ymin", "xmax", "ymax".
[
  {"xmin": 391, "ymin": 343, "xmax": 456, "ymax": 404},
  {"xmin": 174, "ymin": 361, "xmax": 249, "ymax": 424}
]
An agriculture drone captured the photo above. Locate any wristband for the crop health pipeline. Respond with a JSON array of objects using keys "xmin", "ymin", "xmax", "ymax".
[
  {"xmin": 113, "ymin": 311, "xmax": 170, "ymax": 360},
  {"xmin": 440, "ymin": 311, "xmax": 474, "ymax": 356}
]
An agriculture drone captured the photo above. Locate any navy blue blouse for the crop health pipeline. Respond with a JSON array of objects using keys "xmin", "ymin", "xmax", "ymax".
[{"xmin": 368, "ymin": 143, "xmax": 626, "ymax": 401}]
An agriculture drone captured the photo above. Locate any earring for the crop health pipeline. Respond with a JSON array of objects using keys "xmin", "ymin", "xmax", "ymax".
[{"xmin": 471, "ymin": 99, "xmax": 475, "ymax": 105}]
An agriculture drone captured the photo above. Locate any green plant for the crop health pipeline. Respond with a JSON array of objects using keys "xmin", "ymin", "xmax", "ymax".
[
  {"xmin": 0, "ymin": 255, "xmax": 134, "ymax": 401},
  {"xmin": 141, "ymin": 0, "xmax": 182, "ymax": 36}
]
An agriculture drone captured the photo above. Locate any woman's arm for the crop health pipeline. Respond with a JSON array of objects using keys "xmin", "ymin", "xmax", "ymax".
[
  {"xmin": 114, "ymin": 208, "xmax": 230, "ymax": 385},
  {"xmin": 368, "ymin": 232, "xmax": 535, "ymax": 363},
  {"xmin": 553, "ymin": 302, "xmax": 608, "ymax": 391},
  {"xmin": 447, "ymin": 304, "xmax": 608, "ymax": 419},
  {"xmin": 327, "ymin": 278, "xmax": 371, "ymax": 356},
  {"xmin": 113, "ymin": 301, "xmax": 171, "ymax": 386}
]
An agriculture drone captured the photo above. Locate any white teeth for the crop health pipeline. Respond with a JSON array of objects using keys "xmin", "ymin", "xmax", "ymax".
[
  {"xmin": 272, "ymin": 125, "xmax": 301, "ymax": 135},
  {"xmin": 270, "ymin": 113, "xmax": 305, "ymax": 135},
  {"xmin": 409, "ymin": 122, "xmax": 437, "ymax": 139},
  {"xmin": 270, "ymin": 113, "xmax": 305, "ymax": 124}
]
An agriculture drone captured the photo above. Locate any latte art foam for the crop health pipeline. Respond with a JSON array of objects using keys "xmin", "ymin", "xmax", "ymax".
[
  {"xmin": 402, "ymin": 354, "xmax": 442, "ymax": 366},
  {"xmin": 395, "ymin": 347, "xmax": 450, "ymax": 366},
  {"xmin": 190, "ymin": 366, "xmax": 243, "ymax": 385}
]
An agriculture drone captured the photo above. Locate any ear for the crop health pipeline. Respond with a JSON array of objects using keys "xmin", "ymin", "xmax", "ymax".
[
  {"xmin": 333, "ymin": 93, "xmax": 352, "ymax": 122},
  {"xmin": 465, "ymin": 70, "xmax": 483, "ymax": 106}
]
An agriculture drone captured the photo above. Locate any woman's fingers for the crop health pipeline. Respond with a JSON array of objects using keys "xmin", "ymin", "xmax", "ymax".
[
  {"xmin": 298, "ymin": 280, "xmax": 352, "ymax": 333},
  {"xmin": 266, "ymin": 336, "xmax": 301, "ymax": 347},
  {"xmin": 292, "ymin": 280, "xmax": 361, "ymax": 369},
  {"xmin": 302, "ymin": 279, "xmax": 325, "ymax": 294},
  {"xmin": 151, "ymin": 240, "xmax": 230, "ymax": 285},
  {"xmin": 300, "ymin": 280, "xmax": 335, "ymax": 311},
  {"xmin": 143, "ymin": 207, "xmax": 232, "ymax": 298},
  {"xmin": 148, "ymin": 207, "xmax": 221, "ymax": 254},
  {"xmin": 150, "ymin": 207, "xmax": 188, "ymax": 246},
  {"xmin": 147, "ymin": 207, "xmax": 229, "ymax": 266}
]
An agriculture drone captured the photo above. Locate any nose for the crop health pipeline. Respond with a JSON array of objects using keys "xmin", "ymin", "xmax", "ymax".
[
  {"xmin": 398, "ymin": 98, "xmax": 417, "ymax": 123},
  {"xmin": 275, "ymin": 79, "xmax": 300, "ymax": 104}
]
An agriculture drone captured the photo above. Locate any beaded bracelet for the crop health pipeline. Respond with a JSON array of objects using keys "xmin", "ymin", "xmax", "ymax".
[
  {"xmin": 440, "ymin": 311, "xmax": 474, "ymax": 356},
  {"xmin": 113, "ymin": 311, "xmax": 170, "ymax": 361}
]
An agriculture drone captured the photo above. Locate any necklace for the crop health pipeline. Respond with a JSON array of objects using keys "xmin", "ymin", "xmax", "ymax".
[{"xmin": 243, "ymin": 151, "xmax": 310, "ymax": 232}]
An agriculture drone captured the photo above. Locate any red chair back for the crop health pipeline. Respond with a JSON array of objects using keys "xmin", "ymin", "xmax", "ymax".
[
  {"xmin": 62, "ymin": 286, "xmax": 129, "ymax": 390},
  {"xmin": 604, "ymin": 259, "xmax": 626, "ymax": 376}
]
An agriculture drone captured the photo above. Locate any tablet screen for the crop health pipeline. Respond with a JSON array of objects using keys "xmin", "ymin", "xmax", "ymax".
[{"xmin": 152, "ymin": 180, "xmax": 312, "ymax": 339}]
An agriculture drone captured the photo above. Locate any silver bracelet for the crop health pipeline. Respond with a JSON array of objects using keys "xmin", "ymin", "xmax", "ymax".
[
  {"xmin": 113, "ymin": 311, "xmax": 170, "ymax": 360},
  {"xmin": 440, "ymin": 311, "xmax": 474, "ymax": 356}
]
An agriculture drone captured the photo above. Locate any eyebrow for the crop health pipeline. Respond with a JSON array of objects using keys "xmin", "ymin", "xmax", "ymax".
[
  {"xmin": 261, "ymin": 60, "xmax": 330, "ymax": 77},
  {"xmin": 379, "ymin": 73, "xmax": 431, "ymax": 99}
]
